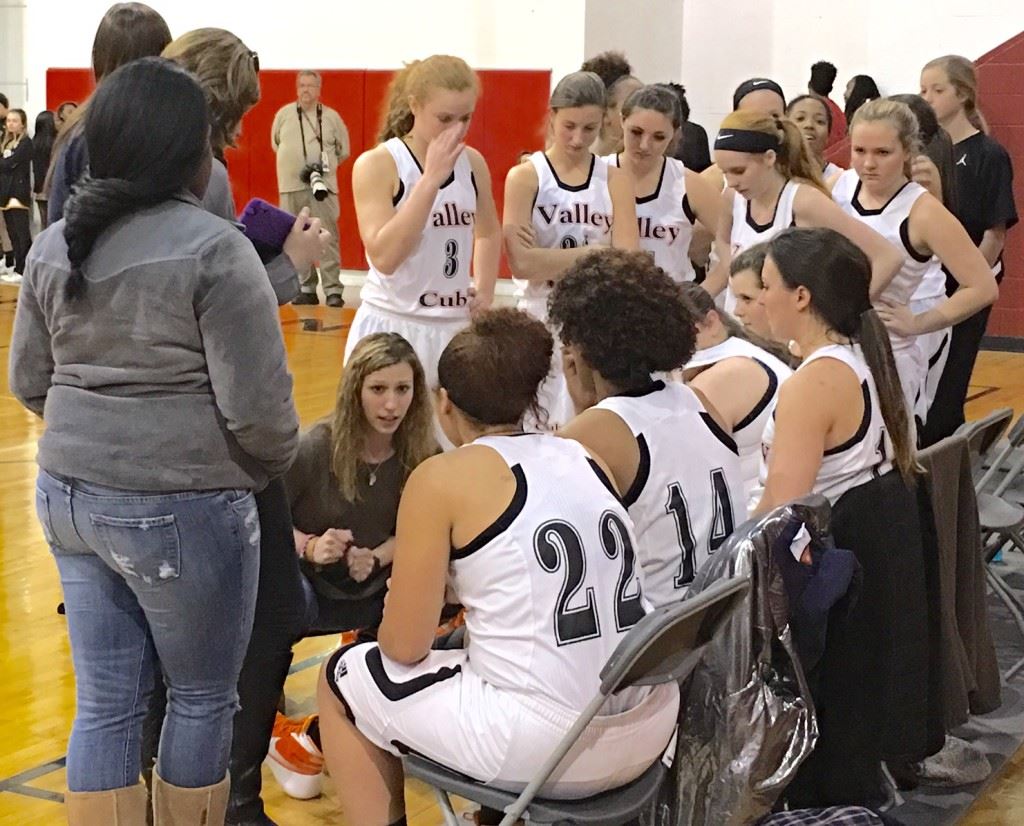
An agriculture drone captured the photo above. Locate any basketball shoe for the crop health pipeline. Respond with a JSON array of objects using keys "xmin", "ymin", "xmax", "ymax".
[{"xmin": 265, "ymin": 712, "xmax": 324, "ymax": 800}]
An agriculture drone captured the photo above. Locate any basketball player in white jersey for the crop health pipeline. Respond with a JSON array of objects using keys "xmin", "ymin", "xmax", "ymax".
[
  {"xmin": 700, "ymin": 78, "xmax": 789, "ymax": 195},
  {"xmin": 680, "ymin": 282, "xmax": 793, "ymax": 514},
  {"xmin": 550, "ymin": 250, "xmax": 744, "ymax": 605},
  {"xmin": 727, "ymin": 243, "xmax": 786, "ymax": 345},
  {"xmin": 754, "ymin": 228, "xmax": 917, "ymax": 517},
  {"xmin": 705, "ymin": 110, "xmax": 904, "ymax": 313},
  {"xmin": 504, "ymin": 71, "xmax": 638, "ymax": 431},
  {"xmin": 603, "ymin": 84, "xmax": 724, "ymax": 283},
  {"xmin": 837, "ymin": 99, "xmax": 996, "ymax": 421},
  {"xmin": 695, "ymin": 78, "xmax": 788, "ymax": 275},
  {"xmin": 786, "ymin": 94, "xmax": 844, "ymax": 182},
  {"xmin": 317, "ymin": 309, "xmax": 678, "ymax": 825},
  {"xmin": 347, "ymin": 55, "xmax": 500, "ymax": 392}
]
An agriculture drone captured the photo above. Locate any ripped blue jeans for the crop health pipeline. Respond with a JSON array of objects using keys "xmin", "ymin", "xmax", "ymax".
[{"xmin": 35, "ymin": 470, "xmax": 260, "ymax": 792}]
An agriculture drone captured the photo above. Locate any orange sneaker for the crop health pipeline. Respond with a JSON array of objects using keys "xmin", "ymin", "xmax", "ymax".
[{"xmin": 265, "ymin": 712, "xmax": 324, "ymax": 800}]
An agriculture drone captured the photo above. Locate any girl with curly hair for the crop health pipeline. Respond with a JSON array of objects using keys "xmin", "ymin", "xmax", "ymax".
[{"xmin": 552, "ymin": 249, "xmax": 745, "ymax": 604}]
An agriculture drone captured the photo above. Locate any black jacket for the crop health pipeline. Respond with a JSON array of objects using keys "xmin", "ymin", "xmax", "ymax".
[{"xmin": 0, "ymin": 135, "xmax": 33, "ymax": 205}]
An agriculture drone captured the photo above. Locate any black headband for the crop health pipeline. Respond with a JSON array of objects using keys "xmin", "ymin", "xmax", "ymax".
[
  {"xmin": 732, "ymin": 78, "xmax": 786, "ymax": 110},
  {"xmin": 714, "ymin": 129, "xmax": 780, "ymax": 153}
]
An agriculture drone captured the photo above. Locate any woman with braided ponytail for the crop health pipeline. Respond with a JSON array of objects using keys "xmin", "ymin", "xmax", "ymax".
[
  {"xmin": 705, "ymin": 110, "xmax": 903, "ymax": 312},
  {"xmin": 10, "ymin": 58, "xmax": 298, "ymax": 826}
]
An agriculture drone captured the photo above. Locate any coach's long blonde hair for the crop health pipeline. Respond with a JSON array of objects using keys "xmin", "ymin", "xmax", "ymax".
[
  {"xmin": 330, "ymin": 334, "xmax": 436, "ymax": 502},
  {"xmin": 718, "ymin": 110, "xmax": 828, "ymax": 195},
  {"xmin": 378, "ymin": 55, "xmax": 480, "ymax": 142}
]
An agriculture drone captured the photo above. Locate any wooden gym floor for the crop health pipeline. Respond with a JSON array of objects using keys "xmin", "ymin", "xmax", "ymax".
[{"xmin": 1, "ymin": 282, "xmax": 1022, "ymax": 824}]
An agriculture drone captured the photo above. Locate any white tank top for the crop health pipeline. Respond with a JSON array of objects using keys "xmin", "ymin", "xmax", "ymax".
[
  {"xmin": 360, "ymin": 137, "xmax": 477, "ymax": 319},
  {"xmin": 685, "ymin": 336, "xmax": 794, "ymax": 509},
  {"xmin": 594, "ymin": 381, "xmax": 745, "ymax": 607},
  {"xmin": 832, "ymin": 170, "xmax": 942, "ymax": 324},
  {"xmin": 760, "ymin": 343, "xmax": 893, "ymax": 504},
  {"xmin": 605, "ymin": 154, "xmax": 696, "ymax": 282},
  {"xmin": 452, "ymin": 433, "xmax": 650, "ymax": 713},
  {"xmin": 727, "ymin": 180, "xmax": 801, "ymax": 313},
  {"xmin": 515, "ymin": 151, "xmax": 613, "ymax": 321},
  {"xmin": 823, "ymin": 161, "xmax": 844, "ymax": 181}
]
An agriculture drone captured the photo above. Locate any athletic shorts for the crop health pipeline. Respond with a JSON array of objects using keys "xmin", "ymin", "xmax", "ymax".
[
  {"xmin": 890, "ymin": 335, "xmax": 927, "ymax": 418},
  {"xmin": 324, "ymin": 642, "xmax": 679, "ymax": 799},
  {"xmin": 910, "ymin": 297, "xmax": 951, "ymax": 426}
]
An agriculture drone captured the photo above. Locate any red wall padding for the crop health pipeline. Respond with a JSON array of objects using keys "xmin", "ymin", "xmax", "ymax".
[
  {"xmin": 975, "ymin": 32, "xmax": 1024, "ymax": 338},
  {"xmin": 47, "ymin": 67, "xmax": 550, "ymax": 272}
]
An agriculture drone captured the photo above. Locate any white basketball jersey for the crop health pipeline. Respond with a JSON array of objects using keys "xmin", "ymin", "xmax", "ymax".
[
  {"xmin": 594, "ymin": 381, "xmax": 745, "ymax": 608},
  {"xmin": 685, "ymin": 336, "xmax": 793, "ymax": 508},
  {"xmin": 605, "ymin": 155, "xmax": 696, "ymax": 283},
  {"xmin": 760, "ymin": 344, "xmax": 893, "ymax": 504},
  {"xmin": 451, "ymin": 433, "xmax": 648, "ymax": 712},
  {"xmin": 823, "ymin": 161, "xmax": 844, "ymax": 181},
  {"xmin": 515, "ymin": 152, "xmax": 613, "ymax": 321},
  {"xmin": 832, "ymin": 170, "xmax": 939, "ymax": 316},
  {"xmin": 727, "ymin": 180, "xmax": 800, "ymax": 313},
  {"xmin": 360, "ymin": 137, "xmax": 477, "ymax": 319}
]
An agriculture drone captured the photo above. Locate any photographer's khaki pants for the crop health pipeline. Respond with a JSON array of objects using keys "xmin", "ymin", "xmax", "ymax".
[{"xmin": 280, "ymin": 189, "xmax": 342, "ymax": 296}]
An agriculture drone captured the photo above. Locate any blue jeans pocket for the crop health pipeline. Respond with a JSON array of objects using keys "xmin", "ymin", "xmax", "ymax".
[
  {"xmin": 89, "ymin": 513, "xmax": 181, "ymax": 586},
  {"xmin": 35, "ymin": 487, "xmax": 58, "ymax": 547}
]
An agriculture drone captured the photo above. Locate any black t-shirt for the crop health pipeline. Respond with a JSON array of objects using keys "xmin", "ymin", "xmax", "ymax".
[{"xmin": 948, "ymin": 132, "xmax": 1018, "ymax": 285}]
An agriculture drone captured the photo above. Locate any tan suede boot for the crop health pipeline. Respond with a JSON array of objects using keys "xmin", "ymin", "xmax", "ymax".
[
  {"xmin": 151, "ymin": 771, "xmax": 229, "ymax": 826},
  {"xmin": 65, "ymin": 783, "xmax": 148, "ymax": 825}
]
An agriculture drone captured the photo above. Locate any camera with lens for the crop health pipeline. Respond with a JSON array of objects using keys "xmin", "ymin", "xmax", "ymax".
[{"xmin": 300, "ymin": 162, "xmax": 329, "ymax": 202}]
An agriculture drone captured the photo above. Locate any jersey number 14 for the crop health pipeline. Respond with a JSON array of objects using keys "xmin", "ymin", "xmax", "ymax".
[{"xmin": 665, "ymin": 468, "xmax": 735, "ymax": 587}]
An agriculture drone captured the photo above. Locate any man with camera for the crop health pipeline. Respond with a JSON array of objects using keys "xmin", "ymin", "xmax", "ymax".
[{"xmin": 272, "ymin": 70, "xmax": 350, "ymax": 306}]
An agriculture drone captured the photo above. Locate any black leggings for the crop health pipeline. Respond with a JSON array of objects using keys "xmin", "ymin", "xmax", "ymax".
[
  {"xmin": 3, "ymin": 208, "xmax": 30, "ymax": 273},
  {"xmin": 919, "ymin": 305, "xmax": 992, "ymax": 447}
]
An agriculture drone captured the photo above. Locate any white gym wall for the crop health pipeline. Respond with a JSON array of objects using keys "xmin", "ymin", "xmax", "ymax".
[{"xmin": 16, "ymin": 0, "xmax": 1024, "ymax": 142}]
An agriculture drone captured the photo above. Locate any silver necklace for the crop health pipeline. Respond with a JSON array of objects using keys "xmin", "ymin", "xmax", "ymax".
[{"xmin": 365, "ymin": 455, "xmax": 390, "ymax": 486}]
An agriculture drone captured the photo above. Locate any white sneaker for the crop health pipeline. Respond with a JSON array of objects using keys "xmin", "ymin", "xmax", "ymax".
[
  {"xmin": 265, "ymin": 712, "xmax": 324, "ymax": 800},
  {"xmin": 0, "ymin": 271, "xmax": 22, "ymax": 284}
]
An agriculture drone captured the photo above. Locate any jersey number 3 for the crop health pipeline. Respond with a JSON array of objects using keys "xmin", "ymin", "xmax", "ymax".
[
  {"xmin": 443, "ymin": 239, "xmax": 459, "ymax": 278},
  {"xmin": 534, "ymin": 511, "xmax": 644, "ymax": 646}
]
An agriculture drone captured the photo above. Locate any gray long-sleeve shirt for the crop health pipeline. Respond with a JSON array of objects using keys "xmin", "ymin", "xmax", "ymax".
[{"xmin": 9, "ymin": 193, "xmax": 299, "ymax": 492}]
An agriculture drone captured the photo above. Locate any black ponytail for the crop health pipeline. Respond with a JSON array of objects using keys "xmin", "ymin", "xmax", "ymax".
[
  {"xmin": 767, "ymin": 227, "xmax": 916, "ymax": 485},
  {"xmin": 64, "ymin": 178, "xmax": 150, "ymax": 300},
  {"xmin": 63, "ymin": 57, "xmax": 210, "ymax": 301}
]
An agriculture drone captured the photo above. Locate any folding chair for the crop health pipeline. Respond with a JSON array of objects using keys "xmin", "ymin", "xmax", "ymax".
[
  {"xmin": 402, "ymin": 573, "xmax": 751, "ymax": 826},
  {"xmin": 975, "ymin": 410, "xmax": 1024, "ymax": 497},
  {"xmin": 948, "ymin": 409, "xmax": 1024, "ymax": 680},
  {"xmin": 955, "ymin": 407, "xmax": 1013, "ymax": 481}
]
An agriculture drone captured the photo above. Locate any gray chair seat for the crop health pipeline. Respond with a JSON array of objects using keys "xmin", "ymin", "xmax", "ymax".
[
  {"xmin": 404, "ymin": 753, "xmax": 665, "ymax": 826},
  {"xmin": 977, "ymin": 491, "xmax": 1024, "ymax": 531}
]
